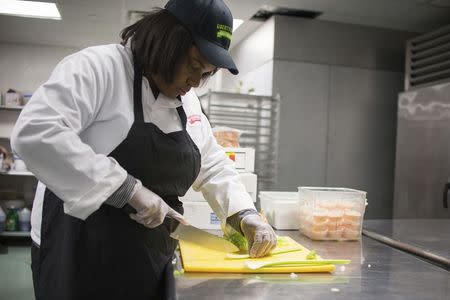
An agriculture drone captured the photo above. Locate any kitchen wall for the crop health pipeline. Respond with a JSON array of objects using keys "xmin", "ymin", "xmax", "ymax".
[
  {"xmin": 220, "ymin": 17, "xmax": 275, "ymax": 95},
  {"xmin": 0, "ymin": 43, "xmax": 77, "ymax": 94},
  {"xmin": 273, "ymin": 16, "xmax": 411, "ymax": 72},
  {"xmin": 0, "ymin": 42, "xmax": 77, "ymax": 138},
  {"xmin": 226, "ymin": 16, "xmax": 416, "ymax": 218}
]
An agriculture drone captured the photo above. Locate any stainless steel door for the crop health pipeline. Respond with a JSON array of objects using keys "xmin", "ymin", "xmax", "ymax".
[{"xmin": 394, "ymin": 82, "xmax": 450, "ymax": 218}]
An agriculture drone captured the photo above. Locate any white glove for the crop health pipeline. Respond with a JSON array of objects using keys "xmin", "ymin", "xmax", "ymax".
[
  {"xmin": 240, "ymin": 214, "xmax": 277, "ymax": 258},
  {"xmin": 128, "ymin": 185, "xmax": 187, "ymax": 228}
]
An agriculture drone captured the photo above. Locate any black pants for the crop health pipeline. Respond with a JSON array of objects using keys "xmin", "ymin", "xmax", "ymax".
[{"xmin": 31, "ymin": 241, "xmax": 41, "ymax": 299}]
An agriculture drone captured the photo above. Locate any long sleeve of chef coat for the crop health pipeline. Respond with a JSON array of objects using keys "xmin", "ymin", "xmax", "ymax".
[
  {"xmin": 191, "ymin": 113, "xmax": 256, "ymax": 221},
  {"xmin": 11, "ymin": 51, "xmax": 127, "ymax": 220}
]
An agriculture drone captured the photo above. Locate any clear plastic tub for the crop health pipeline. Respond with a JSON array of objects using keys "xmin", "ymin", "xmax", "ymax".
[
  {"xmin": 298, "ymin": 187, "xmax": 367, "ymax": 241},
  {"xmin": 259, "ymin": 191, "xmax": 299, "ymax": 230}
]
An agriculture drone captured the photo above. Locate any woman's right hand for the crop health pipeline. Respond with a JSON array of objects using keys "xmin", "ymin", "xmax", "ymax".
[{"xmin": 128, "ymin": 186, "xmax": 187, "ymax": 228}]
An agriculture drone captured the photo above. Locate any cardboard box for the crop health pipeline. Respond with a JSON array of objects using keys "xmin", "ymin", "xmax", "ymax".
[{"xmin": 182, "ymin": 201, "xmax": 221, "ymax": 230}]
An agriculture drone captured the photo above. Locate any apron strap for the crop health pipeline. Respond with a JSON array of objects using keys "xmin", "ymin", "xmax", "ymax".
[
  {"xmin": 133, "ymin": 58, "xmax": 145, "ymax": 123},
  {"xmin": 176, "ymin": 105, "xmax": 187, "ymax": 130}
]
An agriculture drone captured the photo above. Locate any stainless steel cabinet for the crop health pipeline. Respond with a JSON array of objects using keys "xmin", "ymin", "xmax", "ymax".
[{"xmin": 394, "ymin": 82, "xmax": 450, "ymax": 218}]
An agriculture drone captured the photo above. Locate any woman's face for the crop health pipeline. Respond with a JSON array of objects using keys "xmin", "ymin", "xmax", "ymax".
[{"xmin": 152, "ymin": 46, "xmax": 217, "ymax": 98}]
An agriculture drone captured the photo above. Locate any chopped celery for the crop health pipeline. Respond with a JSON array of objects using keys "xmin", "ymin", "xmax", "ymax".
[
  {"xmin": 246, "ymin": 259, "xmax": 351, "ymax": 270},
  {"xmin": 306, "ymin": 250, "xmax": 317, "ymax": 260},
  {"xmin": 221, "ymin": 222, "xmax": 248, "ymax": 251}
]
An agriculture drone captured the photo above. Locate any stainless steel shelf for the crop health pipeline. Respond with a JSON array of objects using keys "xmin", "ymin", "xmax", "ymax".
[
  {"xmin": 200, "ymin": 91, "xmax": 280, "ymax": 191},
  {"xmin": 209, "ymin": 103, "xmax": 274, "ymax": 111},
  {"xmin": 0, "ymin": 231, "xmax": 31, "ymax": 237},
  {"xmin": 0, "ymin": 105, "xmax": 24, "ymax": 111},
  {"xmin": 0, "ymin": 171, "xmax": 34, "ymax": 177}
]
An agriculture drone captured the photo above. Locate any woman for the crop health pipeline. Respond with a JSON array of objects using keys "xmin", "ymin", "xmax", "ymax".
[{"xmin": 11, "ymin": 0, "xmax": 276, "ymax": 299}]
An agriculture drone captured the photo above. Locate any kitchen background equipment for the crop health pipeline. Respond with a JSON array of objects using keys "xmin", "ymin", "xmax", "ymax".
[
  {"xmin": 393, "ymin": 25, "xmax": 450, "ymax": 219},
  {"xmin": 199, "ymin": 91, "xmax": 280, "ymax": 192}
]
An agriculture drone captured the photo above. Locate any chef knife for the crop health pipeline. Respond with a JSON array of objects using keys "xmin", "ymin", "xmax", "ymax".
[{"xmin": 169, "ymin": 215, "xmax": 239, "ymax": 253}]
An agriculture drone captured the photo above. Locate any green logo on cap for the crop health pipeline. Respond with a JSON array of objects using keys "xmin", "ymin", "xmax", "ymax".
[{"xmin": 217, "ymin": 24, "xmax": 232, "ymax": 41}]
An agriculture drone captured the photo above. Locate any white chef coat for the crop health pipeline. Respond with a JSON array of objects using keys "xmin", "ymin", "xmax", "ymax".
[{"xmin": 10, "ymin": 43, "xmax": 255, "ymax": 245}]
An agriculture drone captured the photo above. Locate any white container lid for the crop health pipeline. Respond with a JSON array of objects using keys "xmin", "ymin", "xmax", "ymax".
[
  {"xmin": 298, "ymin": 186, "xmax": 368, "ymax": 205},
  {"xmin": 259, "ymin": 191, "xmax": 298, "ymax": 202}
]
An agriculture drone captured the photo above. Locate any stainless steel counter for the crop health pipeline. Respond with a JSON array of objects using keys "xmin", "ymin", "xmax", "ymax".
[
  {"xmin": 175, "ymin": 230, "xmax": 450, "ymax": 300},
  {"xmin": 364, "ymin": 219, "xmax": 450, "ymax": 260}
]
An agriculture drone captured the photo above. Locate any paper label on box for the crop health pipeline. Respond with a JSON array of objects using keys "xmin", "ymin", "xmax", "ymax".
[{"xmin": 210, "ymin": 213, "xmax": 220, "ymax": 225}]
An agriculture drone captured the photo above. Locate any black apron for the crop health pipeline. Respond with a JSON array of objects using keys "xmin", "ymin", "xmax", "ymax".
[{"xmin": 31, "ymin": 59, "xmax": 201, "ymax": 300}]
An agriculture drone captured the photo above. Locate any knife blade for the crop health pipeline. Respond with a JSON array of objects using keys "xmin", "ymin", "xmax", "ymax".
[{"xmin": 170, "ymin": 222, "xmax": 239, "ymax": 253}]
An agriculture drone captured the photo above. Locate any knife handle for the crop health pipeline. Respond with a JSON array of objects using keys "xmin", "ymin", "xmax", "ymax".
[
  {"xmin": 123, "ymin": 204, "xmax": 190, "ymax": 226},
  {"xmin": 167, "ymin": 212, "xmax": 190, "ymax": 226}
]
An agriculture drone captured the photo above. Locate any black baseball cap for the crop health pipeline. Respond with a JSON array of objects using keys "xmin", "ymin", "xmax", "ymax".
[{"xmin": 165, "ymin": 0, "xmax": 239, "ymax": 75}]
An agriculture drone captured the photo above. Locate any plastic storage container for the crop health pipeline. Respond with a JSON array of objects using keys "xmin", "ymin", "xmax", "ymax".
[
  {"xmin": 182, "ymin": 201, "xmax": 221, "ymax": 230},
  {"xmin": 5, "ymin": 207, "xmax": 19, "ymax": 231},
  {"xmin": 212, "ymin": 127, "xmax": 242, "ymax": 148},
  {"xmin": 18, "ymin": 208, "xmax": 31, "ymax": 232},
  {"xmin": 298, "ymin": 187, "xmax": 367, "ymax": 241},
  {"xmin": 12, "ymin": 153, "xmax": 28, "ymax": 172},
  {"xmin": 259, "ymin": 191, "xmax": 300, "ymax": 230}
]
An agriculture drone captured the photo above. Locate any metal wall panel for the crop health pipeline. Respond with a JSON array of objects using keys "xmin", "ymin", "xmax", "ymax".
[
  {"xmin": 394, "ymin": 82, "xmax": 450, "ymax": 218},
  {"xmin": 327, "ymin": 66, "xmax": 403, "ymax": 219},
  {"xmin": 273, "ymin": 15, "xmax": 414, "ymax": 72},
  {"xmin": 272, "ymin": 60, "xmax": 329, "ymax": 190},
  {"xmin": 405, "ymin": 24, "xmax": 450, "ymax": 90},
  {"xmin": 221, "ymin": 18, "xmax": 275, "ymax": 91}
]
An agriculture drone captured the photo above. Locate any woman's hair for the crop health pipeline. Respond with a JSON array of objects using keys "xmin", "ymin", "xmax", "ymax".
[{"xmin": 121, "ymin": 8, "xmax": 195, "ymax": 84}]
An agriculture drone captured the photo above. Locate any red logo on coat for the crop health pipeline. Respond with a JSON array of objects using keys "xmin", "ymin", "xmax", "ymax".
[{"xmin": 187, "ymin": 114, "xmax": 201, "ymax": 125}]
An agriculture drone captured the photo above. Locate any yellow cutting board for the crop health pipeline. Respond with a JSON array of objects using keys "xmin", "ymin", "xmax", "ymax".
[{"xmin": 179, "ymin": 236, "xmax": 335, "ymax": 273}]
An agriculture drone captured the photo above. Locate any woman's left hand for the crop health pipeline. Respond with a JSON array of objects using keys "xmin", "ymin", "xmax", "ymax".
[{"xmin": 240, "ymin": 214, "xmax": 277, "ymax": 258}]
